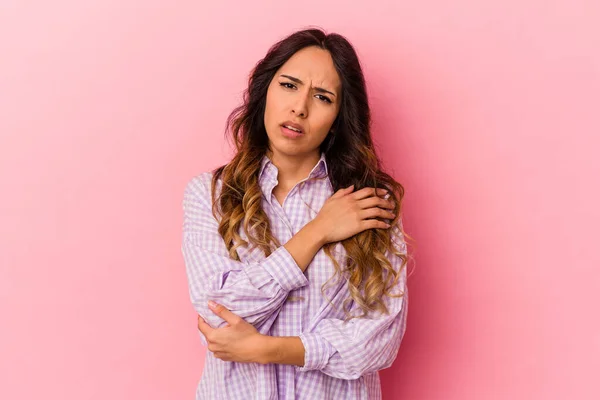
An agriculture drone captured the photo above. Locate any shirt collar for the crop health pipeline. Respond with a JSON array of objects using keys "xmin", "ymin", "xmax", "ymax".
[{"xmin": 259, "ymin": 151, "xmax": 329, "ymax": 183}]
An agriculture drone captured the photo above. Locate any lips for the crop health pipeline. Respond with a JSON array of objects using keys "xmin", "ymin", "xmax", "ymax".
[
  {"xmin": 281, "ymin": 121, "xmax": 304, "ymax": 134},
  {"xmin": 280, "ymin": 125, "xmax": 304, "ymax": 138}
]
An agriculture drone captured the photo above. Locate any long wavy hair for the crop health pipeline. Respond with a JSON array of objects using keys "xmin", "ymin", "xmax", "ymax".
[{"xmin": 210, "ymin": 28, "xmax": 414, "ymax": 321}]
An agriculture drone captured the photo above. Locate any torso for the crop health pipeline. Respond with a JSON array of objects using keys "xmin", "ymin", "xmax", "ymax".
[{"xmin": 272, "ymin": 185, "xmax": 291, "ymax": 207}]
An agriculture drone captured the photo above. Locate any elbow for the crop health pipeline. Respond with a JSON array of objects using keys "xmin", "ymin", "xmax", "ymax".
[
  {"xmin": 323, "ymin": 363, "xmax": 371, "ymax": 380},
  {"xmin": 365, "ymin": 333, "xmax": 404, "ymax": 375},
  {"xmin": 337, "ymin": 369, "xmax": 364, "ymax": 381},
  {"xmin": 336, "ymin": 355, "xmax": 397, "ymax": 380},
  {"xmin": 344, "ymin": 359, "xmax": 388, "ymax": 380},
  {"xmin": 333, "ymin": 337, "xmax": 404, "ymax": 380},
  {"xmin": 319, "ymin": 359, "xmax": 376, "ymax": 380}
]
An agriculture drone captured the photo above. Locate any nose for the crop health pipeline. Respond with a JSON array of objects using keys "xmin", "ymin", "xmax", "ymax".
[
  {"xmin": 292, "ymin": 108, "xmax": 306, "ymax": 117},
  {"xmin": 291, "ymin": 90, "xmax": 309, "ymax": 118}
]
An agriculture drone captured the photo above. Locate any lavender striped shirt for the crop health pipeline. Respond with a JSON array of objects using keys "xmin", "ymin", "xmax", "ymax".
[{"xmin": 182, "ymin": 152, "xmax": 408, "ymax": 400}]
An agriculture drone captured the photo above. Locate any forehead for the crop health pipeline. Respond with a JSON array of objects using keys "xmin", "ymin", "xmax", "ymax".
[{"xmin": 278, "ymin": 46, "xmax": 341, "ymax": 93}]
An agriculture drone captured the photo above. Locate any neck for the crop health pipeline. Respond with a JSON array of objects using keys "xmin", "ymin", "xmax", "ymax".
[{"xmin": 266, "ymin": 149, "xmax": 321, "ymax": 187}]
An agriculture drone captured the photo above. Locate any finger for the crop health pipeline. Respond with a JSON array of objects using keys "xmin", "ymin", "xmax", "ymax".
[
  {"xmin": 357, "ymin": 196, "xmax": 395, "ymax": 210},
  {"xmin": 352, "ymin": 187, "xmax": 388, "ymax": 200},
  {"xmin": 361, "ymin": 219, "xmax": 391, "ymax": 231},
  {"xmin": 331, "ymin": 184, "xmax": 354, "ymax": 198},
  {"xmin": 359, "ymin": 207, "xmax": 395, "ymax": 220},
  {"xmin": 197, "ymin": 315, "xmax": 214, "ymax": 335},
  {"xmin": 208, "ymin": 301, "xmax": 243, "ymax": 325}
]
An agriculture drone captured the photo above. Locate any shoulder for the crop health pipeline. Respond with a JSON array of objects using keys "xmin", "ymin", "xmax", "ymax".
[
  {"xmin": 185, "ymin": 171, "xmax": 213, "ymax": 191},
  {"xmin": 183, "ymin": 170, "xmax": 221, "ymax": 206}
]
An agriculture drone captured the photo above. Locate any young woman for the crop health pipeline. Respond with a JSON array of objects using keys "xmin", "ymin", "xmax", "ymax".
[{"xmin": 182, "ymin": 28, "xmax": 410, "ymax": 400}]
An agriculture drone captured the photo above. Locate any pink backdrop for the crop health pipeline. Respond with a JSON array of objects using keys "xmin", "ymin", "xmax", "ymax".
[{"xmin": 1, "ymin": 1, "xmax": 598, "ymax": 399}]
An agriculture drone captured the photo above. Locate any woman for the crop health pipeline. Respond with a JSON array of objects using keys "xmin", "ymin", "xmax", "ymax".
[{"xmin": 182, "ymin": 28, "xmax": 410, "ymax": 400}]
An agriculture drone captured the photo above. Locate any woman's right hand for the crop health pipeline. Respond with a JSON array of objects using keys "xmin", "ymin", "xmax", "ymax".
[{"xmin": 311, "ymin": 185, "xmax": 396, "ymax": 245}]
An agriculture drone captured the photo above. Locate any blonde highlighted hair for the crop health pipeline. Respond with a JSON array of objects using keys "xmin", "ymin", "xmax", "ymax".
[{"xmin": 209, "ymin": 28, "xmax": 414, "ymax": 321}]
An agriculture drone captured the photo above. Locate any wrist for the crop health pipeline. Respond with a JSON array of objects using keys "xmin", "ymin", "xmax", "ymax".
[
  {"xmin": 305, "ymin": 219, "xmax": 328, "ymax": 247},
  {"xmin": 257, "ymin": 335, "xmax": 279, "ymax": 365},
  {"xmin": 258, "ymin": 335, "xmax": 305, "ymax": 367}
]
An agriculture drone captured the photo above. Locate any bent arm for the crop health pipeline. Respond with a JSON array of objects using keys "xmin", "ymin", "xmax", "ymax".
[
  {"xmin": 266, "ymin": 223, "xmax": 409, "ymax": 379},
  {"xmin": 296, "ymin": 287, "xmax": 408, "ymax": 379},
  {"xmin": 264, "ymin": 289, "xmax": 408, "ymax": 379},
  {"xmin": 182, "ymin": 173, "xmax": 324, "ymax": 342}
]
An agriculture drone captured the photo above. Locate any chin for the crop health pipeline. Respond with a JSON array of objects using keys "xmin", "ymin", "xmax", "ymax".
[
  {"xmin": 274, "ymin": 145, "xmax": 305, "ymax": 157},
  {"xmin": 269, "ymin": 140, "xmax": 308, "ymax": 157}
]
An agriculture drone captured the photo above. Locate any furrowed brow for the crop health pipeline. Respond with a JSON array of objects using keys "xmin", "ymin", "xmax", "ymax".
[{"xmin": 280, "ymin": 74, "xmax": 337, "ymax": 97}]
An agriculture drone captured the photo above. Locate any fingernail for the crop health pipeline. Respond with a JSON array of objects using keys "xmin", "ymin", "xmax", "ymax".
[{"xmin": 208, "ymin": 300, "xmax": 218, "ymax": 309}]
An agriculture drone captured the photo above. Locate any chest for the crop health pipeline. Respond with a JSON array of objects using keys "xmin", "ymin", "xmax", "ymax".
[{"xmin": 234, "ymin": 182, "xmax": 348, "ymax": 309}]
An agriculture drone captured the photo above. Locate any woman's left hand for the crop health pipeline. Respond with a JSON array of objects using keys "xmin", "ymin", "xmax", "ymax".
[{"xmin": 197, "ymin": 301, "xmax": 267, "ymax": 364}]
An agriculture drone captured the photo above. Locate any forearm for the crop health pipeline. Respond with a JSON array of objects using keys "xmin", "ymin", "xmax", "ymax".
[
  {"xmin": 284, "ymin": 221, "xmax": 326, "ymax": 273},
  {"xmin": 259, "ymin": 335, "xmax": 305, "ymax": 367},
  {"xmin": 185, "ymin": 244, "xmax": 307, "ymax": 331},
  {"xmin": 195, "ymin": 224, "xmax": 324, "ymax": 331}
]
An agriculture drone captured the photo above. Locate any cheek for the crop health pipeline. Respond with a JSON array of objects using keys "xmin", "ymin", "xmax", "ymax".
[
  {"xmin": 264, "ymin": 91, "xmax": 282, "ymax": 126},
  {"xmin": 311, "ymin": 113, "xmax": 337, "ymax": 138}
]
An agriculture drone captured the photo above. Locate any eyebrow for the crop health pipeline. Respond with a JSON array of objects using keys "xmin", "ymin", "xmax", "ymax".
[{"xmin": 279, "ymin": 74, "xmax": 337, "ymax": 97}]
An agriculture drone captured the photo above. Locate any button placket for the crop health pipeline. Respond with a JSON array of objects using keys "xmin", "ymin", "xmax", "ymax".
[{"xmin": 270, "ymin": 196, "xmax": 295, "ymax": 239}]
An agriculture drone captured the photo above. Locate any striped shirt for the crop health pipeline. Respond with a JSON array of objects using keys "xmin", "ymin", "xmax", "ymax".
[{"xmin": 182, "ymin": 152, "xmax": 408, "ymax": 400}]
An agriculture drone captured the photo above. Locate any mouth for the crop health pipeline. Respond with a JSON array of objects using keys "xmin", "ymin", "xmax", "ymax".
[
  {"xmin": 281, "ymin": 123, "xmax": 304, "ymax": 134},
  {"xmin": 280, "ymin": 124, "xmax": 304, "ymax": 138}
]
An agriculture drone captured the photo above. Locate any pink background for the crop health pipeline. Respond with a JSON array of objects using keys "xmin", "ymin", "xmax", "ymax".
[{"xmin": 1, "ymin": 1, "xmax": 598, "ymax": 399}]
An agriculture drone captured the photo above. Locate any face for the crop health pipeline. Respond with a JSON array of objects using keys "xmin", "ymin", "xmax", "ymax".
[{"xmin": 263, "ymin": 46, "xmax": 342, "ymax": 159}]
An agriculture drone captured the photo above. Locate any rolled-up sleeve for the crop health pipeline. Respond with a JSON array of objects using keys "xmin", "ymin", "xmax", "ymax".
[
  {"xmin": 296, "ymin": 223, "xmax": 409, "ymax": 380},
  {"xmin": 182, "ymin": 173, "xmax": 309, "ymax": 343}
]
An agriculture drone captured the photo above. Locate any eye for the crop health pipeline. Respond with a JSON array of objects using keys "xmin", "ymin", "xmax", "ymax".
[
  {"xmin": 279, "ymin": 82, "xmax": 333, "ymax": 104},
  {"xmin": 316, "ymin": 94, "xmax": 332, "ymax": 104},
  {"xmin": 280, "ymin": 82, "xmax": 296, "ymax": 90}
]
